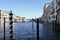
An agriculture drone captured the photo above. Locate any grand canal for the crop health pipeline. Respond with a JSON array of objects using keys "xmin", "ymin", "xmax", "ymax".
[{"xmin": 0, "ymin": 22, "xmax": 60, "ymax": 40}]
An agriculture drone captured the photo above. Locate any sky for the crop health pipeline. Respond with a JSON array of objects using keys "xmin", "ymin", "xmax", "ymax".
[{"xmin": 0, "ymin": 0, "xmax": 52, "ymax": 18}]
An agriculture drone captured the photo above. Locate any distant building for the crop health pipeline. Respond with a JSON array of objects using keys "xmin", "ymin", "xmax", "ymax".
[
  {"xmin": 22, "ymin": 17, "xmax": 27, "ymax": 22},
  {"xmin": 0, "ymin": 10, "xmax": 23, "ymax": 25},
  {"xmin": 13, "ymin": 16, "xmax": 19, "ymax": 22},
  {"xmin": 19, "ymin": 17, "xmax": 22, "ymax": 22},
  {"xmin": 0, "ymin": 10, "xmax": 10, "ymax": 27},
  {"xmin": 13, "ymin": 16, "xmax": 22, "ymax": 22},
  {"xmin": 0, "ymin": 10, "xmax": 9, "ymax": 23},
  {"xmin": 26, "ymin": 18, "xmax": 31, "ymax": 22}
]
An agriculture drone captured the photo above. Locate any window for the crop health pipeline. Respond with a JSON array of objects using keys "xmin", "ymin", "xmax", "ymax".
[
  {"xmin": 52, "ymin": 16, "xmax": 55, "ymax": 18},
  {"xmin": 57, "ymin": 1, "xmax": 60, "ymax": 6},
  {"xmin": 49, "ymin": 17, "xmax": 50, "ymax": 20}
]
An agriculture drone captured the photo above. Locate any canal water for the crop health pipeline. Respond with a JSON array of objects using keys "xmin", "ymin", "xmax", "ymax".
[{"xmin": 0, "ymin": 22, "xmax": 60, "ymax": 40}]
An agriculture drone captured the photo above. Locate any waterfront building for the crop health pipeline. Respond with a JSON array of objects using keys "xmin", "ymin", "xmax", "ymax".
[
  {"xmin": 43, "ymin": 3, "xmax": 52, "ymax": 23},
  {"xmin": 22, "ymin": 17, "xmax": 26, "ymax": 22},
  {"xmin": 56, "ymin": 0, "xmax": 60, "ymax": 23},
  {"xmin": 46, "ymin": 3, "xmax": 55, "ymax": 23},
  {"xmin": 14, "ymin": 16, "xmax": 22, "ymax": 22},
  {"xmin": 0, "ymin": 10, "xmax": 23, "ymax": 27},
  {"xmin": 26, "ymin": 18, "xmax": 31, "ymax": 22},
  {"xmin": 41, "ymin": 0, "xmax": 60, "ymax": 23},
  {"xmin": 43, "ymin": 3, "xmax": 50, "ymax": 23},
  {"xmin": 19, "ymin": 17, "xmax": 22, "ymax": 22},
  {"xmin": 44, "ymin": 3, "xmax": 56, "ymax": 23},
  {"xmin": 0, "ymin": 10, "xmax": 9, "ymax": 24},
  {"xmin": 0, "ymin": 10, "xmax": 10, "ymax": 27},
  {"xmin": 52, "ymin": 0, "xmax": 60, "ymax": 23}
]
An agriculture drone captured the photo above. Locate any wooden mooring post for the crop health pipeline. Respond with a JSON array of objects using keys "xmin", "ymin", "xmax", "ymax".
[
  {"xmin": 36, "ymin": 19, "xmax": 39, "ymax": 40},
  {"xmin": 9, "ymin": 10, "xmax": 13, "ymax": 40},
  {"xmin": 4, "ymin": 18, "xmax": 5, "ymax": 40}
]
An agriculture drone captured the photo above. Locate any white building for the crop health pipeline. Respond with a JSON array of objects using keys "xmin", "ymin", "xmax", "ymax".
[
  {"xmin": 41, "ymin": 0, "xmax": 60, "ymax": 23},
  {"xmin": 52, "ymin": 0, "xmax": 60, "ymax": 23},
  {"xmin": 0, "ymin": 10, "xmax": 23, "ymax": 27},
  {"xmin": 0, "ymin": 10, "xmax": 9, "ymax": 23},
  {"xmin": 43, "ymin": 3, "xmax": 53, "ymax": 23}
]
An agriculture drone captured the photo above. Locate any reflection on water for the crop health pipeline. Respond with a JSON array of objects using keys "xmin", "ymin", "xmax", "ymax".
[{"xmin": 0, "ymin": 22, "xmax": 60, "ymax": 40}]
